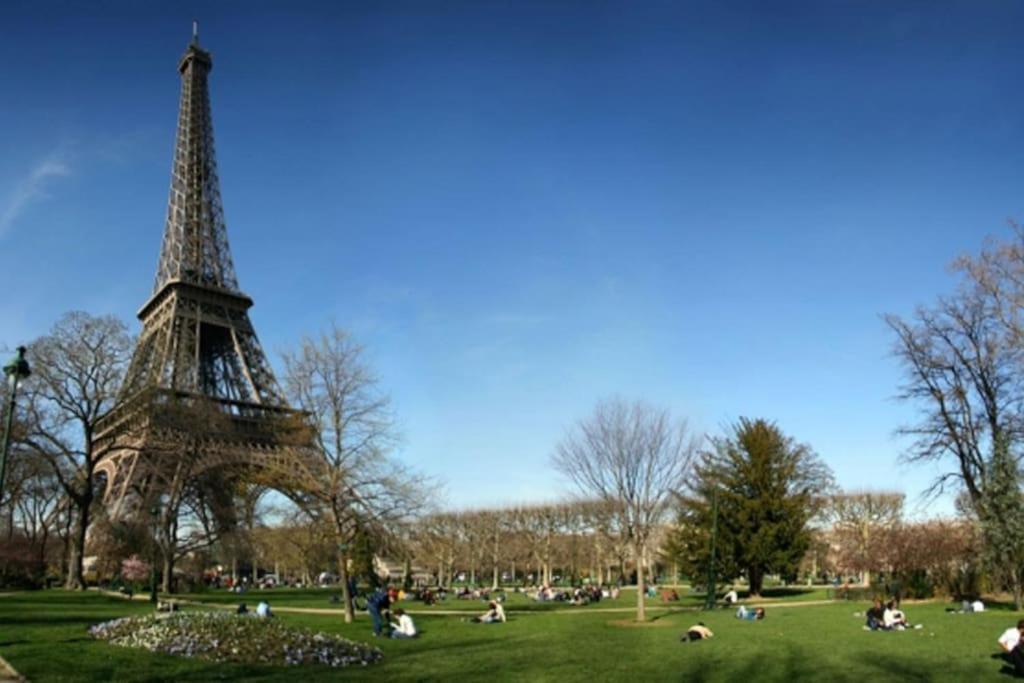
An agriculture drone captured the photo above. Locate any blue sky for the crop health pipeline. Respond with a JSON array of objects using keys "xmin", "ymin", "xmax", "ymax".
[{"xmin": 3, "ymin": 1, "xmax": 1023, "ymax": 513}]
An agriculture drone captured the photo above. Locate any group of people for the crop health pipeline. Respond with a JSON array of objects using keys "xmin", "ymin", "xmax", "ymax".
[
  {"xmin": 532, "ymin": 584, "xmax": 620, "ymax": 603},
  {"xmin": 864, "ymin": 599, "xmax": 920, "ymax": 631},
  {"xmin": 681, "ymin": 604, "xmax": 765, "ymax": 643},
  {"xmin": 454, "ymin": 586, "xmax": 505, "ymax": 602},
  {"xmin": 366, "ymin": 587, "xmax": 419, "ymax": 638},
  {"xmin": 234, "ymin": 599, "xmax": 274, "ymax": 618}
]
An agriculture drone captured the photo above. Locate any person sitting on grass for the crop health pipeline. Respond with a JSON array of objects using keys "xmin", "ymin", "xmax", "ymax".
[
  {"xmin": 882, "ymin": 601, "xmax": 921, "ymax": 630},
  {"xmin": 390, "ymin": 608, "xmax": 417, "ymax": 638},
  {"xmin": 736, "ymin": 605, "xmax": 765, "ymax": 621},
  {"xmin": 471, "ymin": 600, "xmax": 507, "ymax": 623},
  {"xmin": 256, "ymin": 600, "xmax": 273, "ymax": 618},
  {"xmin": 681, "ymin": 622, "xmax": 714, "ymax": 642},
  {"xmin": 999, "ymin": 619, "xmax": 1024, "ymax": 676},
  {"xmin": 723, "ymin": 588, "xmax": 739, "ymax": 606},
  {"xmin": 865, "ymin": 599, "xmax": 886, "ymax": 631}
]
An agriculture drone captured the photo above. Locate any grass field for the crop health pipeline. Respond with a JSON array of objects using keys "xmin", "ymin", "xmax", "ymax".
[
  {"xmin": 0, "ymin": 590, "xmax": 1018, "ymax": 681},
  {"xmin": 168, "ymin": 584, "xmax": 832, "ymax": 612}
]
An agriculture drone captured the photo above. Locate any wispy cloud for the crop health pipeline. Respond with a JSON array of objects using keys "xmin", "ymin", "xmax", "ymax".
[{"xmin": 0, "ymin": 155, "xmax": 71, "ymax": 236}]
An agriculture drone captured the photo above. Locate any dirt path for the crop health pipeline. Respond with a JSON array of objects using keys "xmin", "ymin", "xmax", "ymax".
[
  {"xmin": 0, "ymin": 654, "xmax": 25, "ymax": 682},
  {"xmin": 172, "ymin": 596, "xmax": 872, "ymax": 618}
]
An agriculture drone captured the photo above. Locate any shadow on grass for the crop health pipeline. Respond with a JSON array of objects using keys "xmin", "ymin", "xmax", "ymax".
[
  {"xmin": 754, "ymin": 588, "xmax": 816, "ymax": 599},
  {"xmin": 0, "ymin": 615, "xmax": 101, "ymax": 627}
]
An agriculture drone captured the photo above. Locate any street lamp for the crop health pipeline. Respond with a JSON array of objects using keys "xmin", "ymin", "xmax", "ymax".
[{"xmin": 0, "ymin": 346, "xmax": 31, "ymax": 501}]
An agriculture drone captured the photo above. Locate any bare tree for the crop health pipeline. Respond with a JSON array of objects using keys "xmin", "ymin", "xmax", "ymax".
[
  {"xmin": 282, "ymin": 324, "xmax": 427, "ymax": 622},
  {"xmin": 553, "ymin": 398, "xmax": 696, "ymax": 621},
  {"xmin": 885, "ymin": 297, "xmax": 1017, "ymax": 505},
  {"xmin": 887, "ymin": 230, "xmax": 1024, "ymax": 606},
  {"xmin": 20, "ymin": 312, "xmax": 132, "ymax": 589},
  {"xmin": 513, "ymin": 503, "xmax": 562, "ymax": 587},
  {"xmin": 829, "ymin": 490, "xmax": 904, "ymax": 586}
]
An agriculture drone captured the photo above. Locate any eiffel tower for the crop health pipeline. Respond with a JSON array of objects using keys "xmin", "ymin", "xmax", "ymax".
[{"xmin": 94, "ymin": 29, "xmax": 316, "ymax": 519}]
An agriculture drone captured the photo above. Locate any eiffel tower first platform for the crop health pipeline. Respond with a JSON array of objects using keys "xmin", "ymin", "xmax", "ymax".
[{"xmin": 94, "ymin": 31, "xmax": 317, "ymax": 518}]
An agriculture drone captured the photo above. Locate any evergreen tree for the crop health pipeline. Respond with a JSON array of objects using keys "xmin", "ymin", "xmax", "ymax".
[
  {"xmin": 349, "ymin": 523, "xmax": 381, "ymax": 590},
  {"xmin": 979, "ymin": 435, "xmax": 1024, "ymax": 610},
  {"xmin": 671, "ymin": 418, "xmax": 833, "ymax": 596}
]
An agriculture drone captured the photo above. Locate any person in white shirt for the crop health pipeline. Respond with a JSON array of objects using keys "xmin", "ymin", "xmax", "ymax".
[
  {"xmin": 474, "ymin": 600, "xmax": 506, "ymax": 624},
  {"xmin": 389, "ymin": 609, "xmax": 417, "ymax": 638},
  {"xmin": 999, "ymin": 620, "xmax": 1024, "ymax": 676},
  {"xmin": 723, "ymin": 589, "xmax": 739, "ymax": 606},
  {"xmin": 971, "ymin": 600, "xmax": 985, "ymax": 613},
  {"xmin": 882, "ymin": 603, "xmax": 902, "ymax": 630},
  {"xmin": 682, "ymin": 623, "xmax": 714, "ymax": 642},
  {"xmin": 883, "ymin": 601, "xmax": 919, "ymax": 630},
  {"xmin": 255, "ymin": 600, "xmax": 273, "ymax": 618}
]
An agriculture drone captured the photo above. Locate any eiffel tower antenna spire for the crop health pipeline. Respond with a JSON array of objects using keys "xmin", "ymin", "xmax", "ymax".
[
  {"xmin": 192, "ymin": 20, "xmax": 199, "ymax": 44},
  {"xmin": 94, "ymin": 34, "xmax": 318, "ymax": 520}
]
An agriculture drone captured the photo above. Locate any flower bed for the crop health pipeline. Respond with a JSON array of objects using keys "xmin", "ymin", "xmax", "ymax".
[{"xmin": 89, "ymin": 611, "xmax": 383, "ymax": 668}]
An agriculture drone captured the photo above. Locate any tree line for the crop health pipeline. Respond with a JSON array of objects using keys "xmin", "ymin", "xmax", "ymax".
[{"xmin": 5, "ymin": 226, "xmax": 1024, "ymax": 620}]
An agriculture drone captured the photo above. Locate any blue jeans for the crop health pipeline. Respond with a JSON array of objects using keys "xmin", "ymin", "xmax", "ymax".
[
  {"xmin": 390, "ymin": 631, "xmax": 414, "ymax": 639},
  {"xmin": 368, "ymin": 605, "xmax": 384, "ymax": 635}
]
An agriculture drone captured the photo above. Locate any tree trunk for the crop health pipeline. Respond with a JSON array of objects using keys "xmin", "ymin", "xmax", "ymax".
[
  {"xmin": 492, "ymin": 564, "xmax": 499, "ymax": 590},
  {"xmin": 749, "ymin": 568, "xmax": 764, "ymax": 597},
  {"xmin": 162, "ymin": 553, "xmax": 174, "ymax": 593},
  {"xmin": 65, "ymin": 501, "xmax": 90, "ymax": 589},
  {"xmin": 338, "ymin": 553, "xmax": 354, "ymax": 624},
  {"xmin": 635, "ymin": 543, "xmax": 647, "ymax": 622}
]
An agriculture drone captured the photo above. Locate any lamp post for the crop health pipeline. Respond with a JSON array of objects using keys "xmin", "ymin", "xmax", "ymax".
[
  {"xmin": 150, "ymin": 503, "xmax": 161, "ymax": 604},
  {"xmin": 0, "ymin": 346, "xmax": 31, "ymax": 501}
]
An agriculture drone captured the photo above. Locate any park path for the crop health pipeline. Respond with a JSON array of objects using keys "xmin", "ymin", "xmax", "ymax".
[
  {"xmin": 0, "ymin": 654, "xmax": 25, "ymax": 682},
  {"xmin": 170, "ymin": 595, "xmax": 856, "ymax": 617}
]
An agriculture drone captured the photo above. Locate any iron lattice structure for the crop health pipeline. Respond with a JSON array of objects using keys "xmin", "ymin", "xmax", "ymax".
[{"xmin": 94, "ymin": 36, "xmax": 317, "ymax": 519}]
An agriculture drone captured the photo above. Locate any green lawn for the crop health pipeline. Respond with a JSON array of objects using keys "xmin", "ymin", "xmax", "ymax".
[
  {"xmin": 0, "ymin": 590, "xmax": 1017, "ymax": 681},
  {"xmin": 169, "ymin": 584, "xmax": 830, "ymax": 612}
]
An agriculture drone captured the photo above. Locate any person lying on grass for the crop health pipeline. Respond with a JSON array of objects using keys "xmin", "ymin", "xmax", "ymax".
[
  {"xmin": 469, "ymin": 600, "xmax": 507, "ymax": 623},
  {"xmin": 736, "ymin": 606, "xmax": 764, "ymax": 621},
  {"xmin": 390, "ymin": 609, "xmax": 417, "ymax": 639},
  {"xmin": 998, "ymin": 619, "xmax": 1024, "ymax": 677},
  {"xmin": 681, "ymin": 623, "xmax": 714, "ymax": 642}
]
